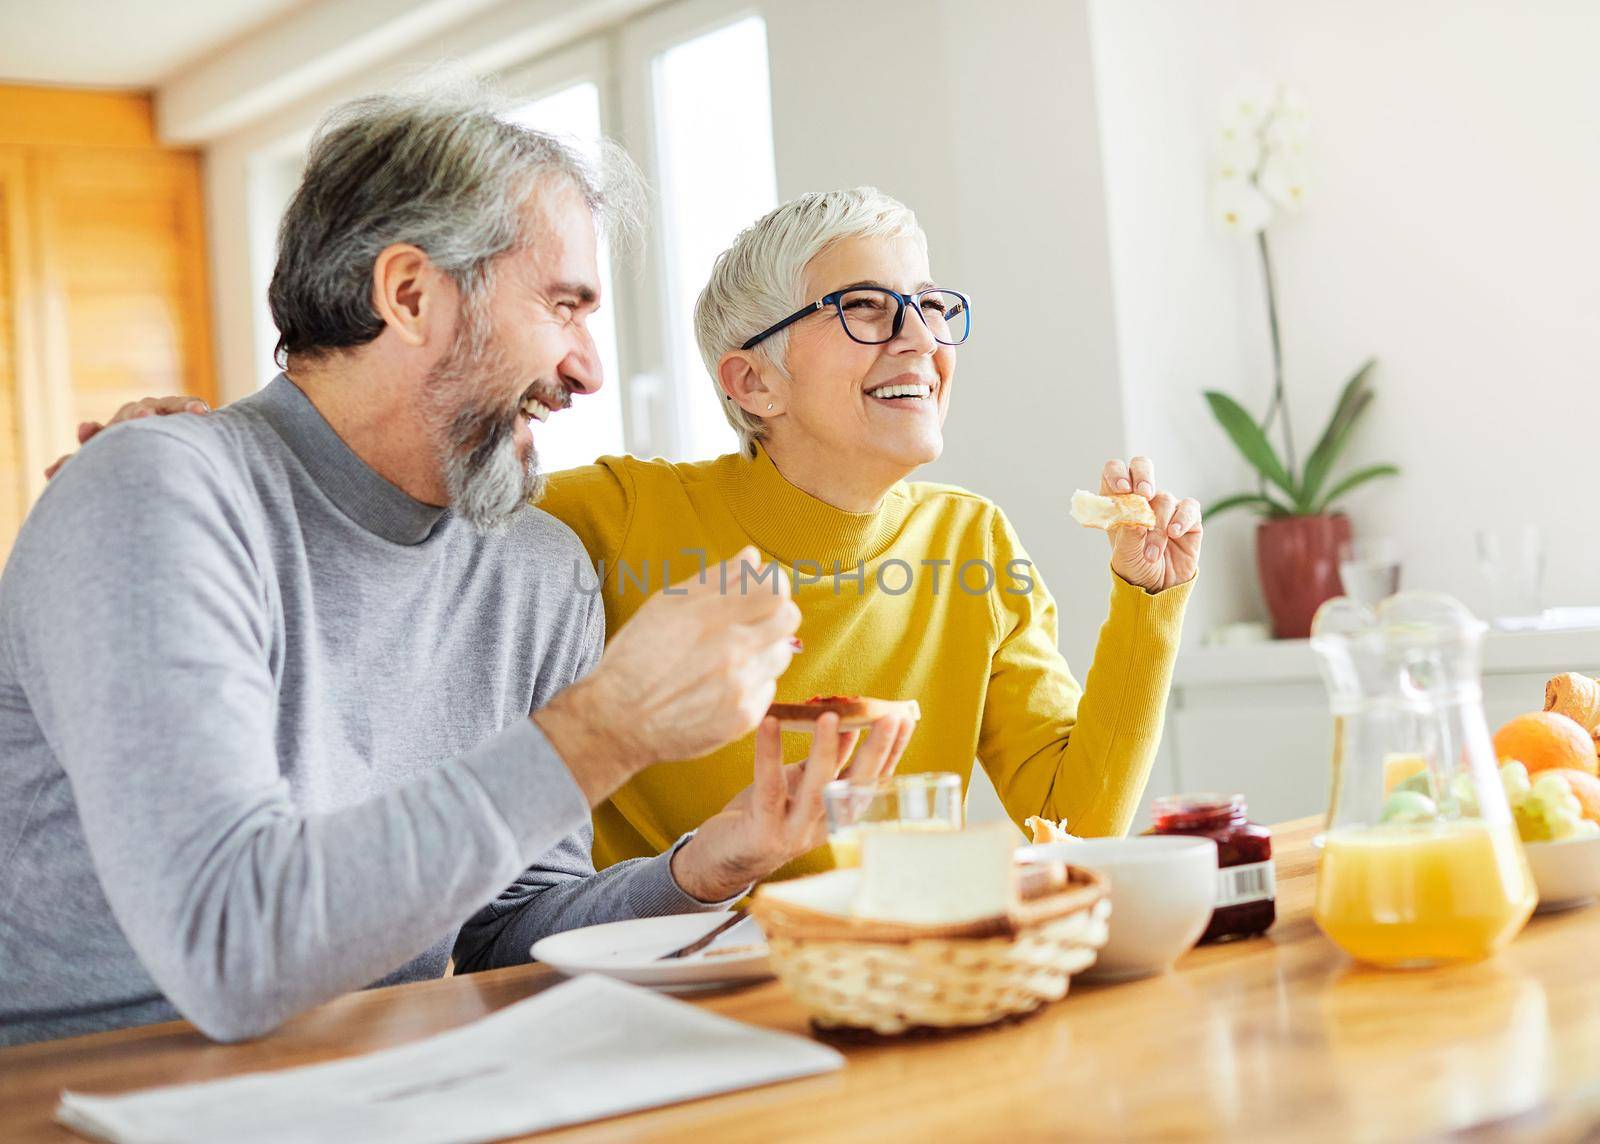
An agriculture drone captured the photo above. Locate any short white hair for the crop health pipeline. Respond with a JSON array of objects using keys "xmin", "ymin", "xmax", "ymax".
[{"xmin": 694, "ymin": 187, "xmax": 925, "ymax": 457}]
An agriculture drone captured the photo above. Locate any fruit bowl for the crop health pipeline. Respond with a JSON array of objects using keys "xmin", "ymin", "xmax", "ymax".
[{"xmin": 1524, "ymin": 833, "xmax": 1600, "ymax": 913}]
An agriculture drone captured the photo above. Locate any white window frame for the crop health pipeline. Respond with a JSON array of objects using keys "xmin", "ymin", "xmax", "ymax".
[
  {"xmin": 616, "ymin": 0, "xmax": 774, "ymax": 461},
  {"xmin": 503, "ymin": 7, "xmax": 780, "ymax": 462},
  {"xmin": 245, "ymin": 137, "xmax": 308, "ymax": 392},
  {"xmin": 500, "ymin": 38, "xmax": 643, "ymax": 462}
]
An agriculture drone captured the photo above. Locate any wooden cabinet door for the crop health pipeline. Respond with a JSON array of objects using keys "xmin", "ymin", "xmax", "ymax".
[
  {"xmin": 30, "ymin": 148, "xmax": 216, "ymax": 459},
  {"xmin": 0, "ymin": 152, "xmax": 40, "ymax": 559},
  {"xmin": 0, "ymin": 89, "xmax": 214, "ymax": 559}
]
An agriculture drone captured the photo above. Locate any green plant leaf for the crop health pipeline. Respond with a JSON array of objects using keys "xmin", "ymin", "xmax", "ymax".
[
  {"xmin": 1203, "ymin": 391, "xmax": 1298, "ymax": 500},
  {"xmin": 1205, "ymin": 492, "xmax": 1296, "ymax": 519},
  {"xmin": 1315, "ymin": 463, "xmax": 1401, "ymax": 512},
  {"xmin": 1300, "ymin": 359, "xmax": 1377, "ymax": 506},
  {"xmin": 1300, "ymin": 389, "xmax": 1373, "ymax": 508}
]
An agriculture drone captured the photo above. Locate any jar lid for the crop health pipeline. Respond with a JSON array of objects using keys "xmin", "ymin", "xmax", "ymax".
[
  {"xmin": 1152, "ymin": 793, "xmax": 1244, "ymax": 816},
  {"xmin": 1150, "ymin": 794, "xmax": 1249, "ymax": 832}
]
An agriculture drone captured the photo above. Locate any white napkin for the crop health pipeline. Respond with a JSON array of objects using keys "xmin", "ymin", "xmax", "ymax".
[{"xmin": 57, "ymin": 975, "xmax": 842, "ymax": 1144}]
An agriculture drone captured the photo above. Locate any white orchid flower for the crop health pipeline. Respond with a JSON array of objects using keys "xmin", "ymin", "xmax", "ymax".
[
  {"xmin": 1275, "ymin": 87, "xmax": 1313, "ymax": 135},
  {"xmin": 1220, "ymin": 74, "xmax": 1276, "ymax": 129},
  {"xmin": 1263, "ymin": 115, "xmax": 1310, "ymax": 158},
  {"xmin": 1213, "ymin": 180, "xmax": 1273, "ymax": 233},
  {"xmin": 1215, "ymin": 133, "xmax": 1262, "ymax": 182},
  {"xmin": 1257, "ymin": 154, "xmax": 1310, "ymax": 212}
]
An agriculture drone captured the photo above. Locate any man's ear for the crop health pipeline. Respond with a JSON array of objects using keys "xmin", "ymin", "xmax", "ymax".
[
  {"xmin": 719, "ymin": 351, "xmax": 783, "ymax": 418},
  {"xmin": 370, "ymin": 243, "xmax": 439, "ymax": 347}
]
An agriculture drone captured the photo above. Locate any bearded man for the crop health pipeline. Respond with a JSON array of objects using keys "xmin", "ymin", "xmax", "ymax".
[{"xmin": 0, "ymin": 87, "xmax": 910, "ymax": 1047}]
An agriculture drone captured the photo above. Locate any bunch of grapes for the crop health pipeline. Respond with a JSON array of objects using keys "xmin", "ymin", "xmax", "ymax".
[
  {"xmin": 1499, "ymin": 761, "xmax": 1600, "ymax": 843},
  {"xmin": 1420, "ymin": 762, "xmax": 1599, "ymax": 842},
  {"xmin": 1383, "ymin": 759, "xmax": 1600, "ymax": 841}
]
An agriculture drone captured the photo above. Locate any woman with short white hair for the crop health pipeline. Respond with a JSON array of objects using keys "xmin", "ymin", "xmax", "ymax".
[{"xmin": 542, "ymin": 186, "xmax": 1202, "ymax": 878}]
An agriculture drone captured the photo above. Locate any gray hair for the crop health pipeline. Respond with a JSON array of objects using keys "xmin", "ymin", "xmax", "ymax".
[
  {"xmin": 693, "ymin": 187, "xmax": 925, "ymax": 456},
  {"xmin": 270, "ymin": 78, "xmax": 644, "ymax": 364}
]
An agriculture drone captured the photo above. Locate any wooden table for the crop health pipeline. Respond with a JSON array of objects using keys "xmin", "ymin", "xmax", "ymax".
[{"xmin": 7, "ymin": 818, "xmax": 1600, "ymax": 1141}]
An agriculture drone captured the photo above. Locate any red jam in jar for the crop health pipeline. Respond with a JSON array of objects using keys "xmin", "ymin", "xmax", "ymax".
[{"xmin": 1149, "ymin": 793, "xmax": 1275, "ymax": 943}]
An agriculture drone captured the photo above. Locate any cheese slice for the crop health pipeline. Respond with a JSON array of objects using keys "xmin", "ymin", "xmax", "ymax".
[{"xmin": 853, "ymin": 822, "xmax": 1017, "ymax": 925}]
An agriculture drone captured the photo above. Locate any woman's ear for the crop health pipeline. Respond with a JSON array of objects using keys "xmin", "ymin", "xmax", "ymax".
[
  {"xmin": 370, "ymin": 243, "xmax": 438, "ymax": 347},
  {"xmin": 718, "ymin": 351, "xmax": 784, "ymax": 418}
]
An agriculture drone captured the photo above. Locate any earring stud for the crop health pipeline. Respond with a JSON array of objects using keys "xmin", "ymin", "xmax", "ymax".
[{"xmin": 767, "ymin": 403, "xmax": 775, "ymax": 411}]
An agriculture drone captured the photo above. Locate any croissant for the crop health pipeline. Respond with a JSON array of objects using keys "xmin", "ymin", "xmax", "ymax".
[{"xmin": 1545, "ymin": 672, "xmax": 1600, "ymax": 745}]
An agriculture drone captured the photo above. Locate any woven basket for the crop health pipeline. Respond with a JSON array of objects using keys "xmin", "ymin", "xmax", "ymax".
[{"xmin": 750, "ymin": 865, "xmax": 1110, "ymax": 1036}]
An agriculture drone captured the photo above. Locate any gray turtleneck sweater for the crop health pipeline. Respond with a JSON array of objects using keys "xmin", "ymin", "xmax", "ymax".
[{"xmin": 0, "ymin": 376, "xmax": 723, "ymax": 1047}]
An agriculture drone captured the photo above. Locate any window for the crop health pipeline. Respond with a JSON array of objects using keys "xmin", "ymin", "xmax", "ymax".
[
  {"xmin": 505, "ymin": 82, "xmax": 627, "ymax": 473},
  {"xmin": 247, "ymin": 147, "xmax": 307, "ymax": 392},
  {"xmin": 650, "ymin": 15, "xmax": 778, "ymax": 461}
]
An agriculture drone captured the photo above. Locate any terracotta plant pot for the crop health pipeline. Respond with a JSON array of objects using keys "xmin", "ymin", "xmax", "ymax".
[{"xmin": 1255, "ymin": 514, "xmax": 1351, "ymax": 639}]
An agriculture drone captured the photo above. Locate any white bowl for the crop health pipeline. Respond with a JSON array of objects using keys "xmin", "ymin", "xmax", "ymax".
[
  {"xmin": 1021, "ymin": 835, "xmax": 1218, "ymax": 981},
  {"xmin": 1524, "ymin": 833, "xmax": 1600, "ymax": 913}
]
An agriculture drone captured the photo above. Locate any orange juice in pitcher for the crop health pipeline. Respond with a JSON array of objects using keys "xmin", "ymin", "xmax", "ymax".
[
  {"xmin": 1315, "ymin": 819, "xmax": 1533, "ymax": 966},
  {"xmin": 1308, "ymin": 594, "xmax": 1534, "ymax": 967}
]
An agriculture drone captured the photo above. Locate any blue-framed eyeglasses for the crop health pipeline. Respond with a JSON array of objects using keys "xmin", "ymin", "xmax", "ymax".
[{"xmin": 740, "ymin": 286, "xmax": 972, "ymax": 351}]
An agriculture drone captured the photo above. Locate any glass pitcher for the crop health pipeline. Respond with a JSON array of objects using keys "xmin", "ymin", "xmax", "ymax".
[{"xmin": 1309, "ymin": 592, "xmax": 1534, "ymax": 967}]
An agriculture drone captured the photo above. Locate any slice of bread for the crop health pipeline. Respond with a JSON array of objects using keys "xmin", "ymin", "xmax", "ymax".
[
  {"xmin": 1070, "ymin": 489, "xmax": 1157, "ymax": 531},
  {"xmin": 766, "ymin": 695, "xmax": 922, "ymax": 732}
]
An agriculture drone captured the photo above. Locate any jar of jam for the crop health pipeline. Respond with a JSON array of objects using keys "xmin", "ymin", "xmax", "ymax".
[{"xmin": 1149, "ymin": 794, "xmax": 1275, "ymax": 943}]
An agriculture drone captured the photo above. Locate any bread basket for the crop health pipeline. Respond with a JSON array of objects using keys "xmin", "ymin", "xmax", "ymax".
[{"xmin": 750, "ymin": 864, "xmax": 1110, "ymax": 1036}]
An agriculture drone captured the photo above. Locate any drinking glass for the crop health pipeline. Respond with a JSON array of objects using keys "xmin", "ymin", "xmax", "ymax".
[
  {"xmin": 1475, "ymin": 525, "xmax": 1544, "ymax": 623},
  {"xmin": 1338, "ymin": 538, "xmax": 1402, "ymax": 608},
  {"xmin": 824, "ymin": 772, "xmax": 963, "ymax": 867}
]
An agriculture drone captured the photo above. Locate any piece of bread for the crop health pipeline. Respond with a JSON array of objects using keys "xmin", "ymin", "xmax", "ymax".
[
  {"xmin": 1024, "ymin": 815, "xmax": 1080, "ymax": 845},
  {"xmin": 1070, "ymin": 489, "xmax": 1157, "ymax": 531},
  {"xmin": 1546, "ymin": 672, "xmax": 1600, "ymax": 747},
  {"xmin": 766, "ymin": 694, "xmax": 922, "ymax": 732}
]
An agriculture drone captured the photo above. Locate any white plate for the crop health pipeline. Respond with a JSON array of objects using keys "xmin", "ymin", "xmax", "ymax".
[{"xmin": 530, "ymin": 912, "xmax": 771, "ymax": 991}]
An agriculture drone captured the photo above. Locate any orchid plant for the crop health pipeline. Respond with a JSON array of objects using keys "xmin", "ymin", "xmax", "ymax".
[{"xmin": 1204, "ymin": 77, "xmax": 1398, "ymax": 518}]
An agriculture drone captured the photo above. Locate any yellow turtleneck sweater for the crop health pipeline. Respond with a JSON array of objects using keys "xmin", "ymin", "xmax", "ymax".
[{"xmin": 538, "ymin": 446, "xmax": 1192, "ymax": 880}]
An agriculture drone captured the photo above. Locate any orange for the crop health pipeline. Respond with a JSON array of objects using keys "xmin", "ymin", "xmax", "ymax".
[
  {"xmin": 1493, "ymin": 711, "xmax": 1599, "ymax": 777},
  {"xmin": 1541, "ymin": 769, "xmax": 1600, "ymax": 823}
]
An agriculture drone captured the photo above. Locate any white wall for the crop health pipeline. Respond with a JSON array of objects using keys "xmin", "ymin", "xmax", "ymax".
[
  {"xmin": 1091, "ymin": 0, "xmax": 1600, "ymax": 639},
  {"xmin": 765, "ymin": 0, "xmax": 1127, "ymax": 826},
  {"xmin": 1089, "ymin": 0, "xmax": 1259, "ymax": 639},
  {"xmin": 766, "ymin": 0, "xmax": 1128, "ymax": 674}
]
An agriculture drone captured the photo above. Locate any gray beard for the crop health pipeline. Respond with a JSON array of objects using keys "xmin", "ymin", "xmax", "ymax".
[
  {"xmin": 424, "ymin": 307, "xmax": 546, "ymax": 536},
  {"xmin": 441, "ymin": 409, "xmax": 544, "ymax": 535}
]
